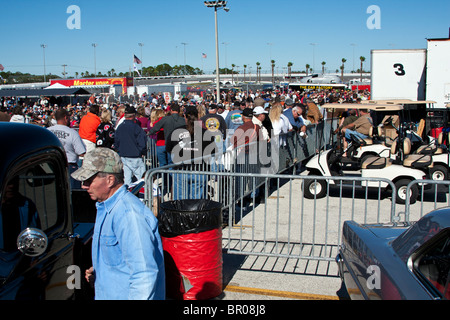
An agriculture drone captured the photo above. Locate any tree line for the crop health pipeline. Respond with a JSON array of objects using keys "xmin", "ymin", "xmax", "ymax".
[{"xmin": 1, "ymin": 57, "xmax": 367, "ymax": 84}]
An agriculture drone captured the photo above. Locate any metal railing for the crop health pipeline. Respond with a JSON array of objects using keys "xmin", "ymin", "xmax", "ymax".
[
  {"xmin": 403, "ymin": 179, "xmax": 450, "ymax": 222},
  {"xmin": 145, "ymin": 169, "xmax": 398, "ymax": 262},
  {"xmin": 143, "ymin": 118, "xmax": 450, "ymax": 262}
]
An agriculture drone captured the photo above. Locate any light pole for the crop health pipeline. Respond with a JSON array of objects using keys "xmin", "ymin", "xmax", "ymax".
[
  {"xmin": 350, "ymin": 43, "xmax": 356, "ymax": 72},
  {"xmin": 222, "ymin": 42, "xmax": 229, "ymax": 71},
  {"xmin": 92, "ymin": 43, "xmax": 98, "ymax": 77},
  {"xmin": 40, "ymin": 44, "xmax": 47, "ymax": 82},
  {"xmin": 205, "ymin": 1, "xmax": 229, "ymax": 104},
  {"xmin": 310, "ymin": 43, "xmax": 317, "ymax": 74},
  {"xmin": 181, "ymin": 42, "xmax": 188, "ymax": 65},
  {"xmin": 138, "ymin": 43, "xmax": 144, "ymax": 75}
]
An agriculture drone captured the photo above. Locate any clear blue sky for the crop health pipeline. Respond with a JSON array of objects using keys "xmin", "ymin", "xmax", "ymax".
[{"xmin": 1, "ymin": 0, "xmax": 449, "ymax": 77}]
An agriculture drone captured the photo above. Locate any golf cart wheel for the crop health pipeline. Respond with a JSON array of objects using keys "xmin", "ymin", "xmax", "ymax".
[
  {"xmin": 394, "ymin": 179, "xmax": 418, "ymax": 205},
  {"xmin": 430, "ymin": 165, "xmax": 448, "ymax": 181},
  {"xmin": 303, "ymin": 177, "xmax": 327, "ymax": 199}
]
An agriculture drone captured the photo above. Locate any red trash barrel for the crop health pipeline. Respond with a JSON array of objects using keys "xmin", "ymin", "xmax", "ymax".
[{"xmin": 158, "ymin": 200, "xmax": 223, "ymax": 300}]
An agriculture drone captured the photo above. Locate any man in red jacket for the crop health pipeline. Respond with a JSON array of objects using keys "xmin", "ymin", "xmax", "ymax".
[{"xmin": 79, "ymin": 104, "xmax": 101, "ymax": 153}]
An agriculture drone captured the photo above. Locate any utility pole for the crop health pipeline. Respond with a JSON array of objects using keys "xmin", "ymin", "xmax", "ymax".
[
  {"xmin": 41, "ymin": 44, "xmax": 47, "ymax": 82},
  {"xmin": 62, "ymin": 64, "xmax": 68, "ymax": 78}
]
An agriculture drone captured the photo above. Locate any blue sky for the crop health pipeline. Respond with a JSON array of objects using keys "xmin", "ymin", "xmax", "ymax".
[{"xmin": 1, "ymin": 0, "xmax": 449, "ymax": 77}]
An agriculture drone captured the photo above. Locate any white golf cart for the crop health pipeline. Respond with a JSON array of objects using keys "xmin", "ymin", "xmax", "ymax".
[
  {"xmin": 303, "ymin": 103, "xmax": 428, "ymax": 204},
  {"xmin": 364, "ymin": 99, "xmax": 449, "ymax": 181}
]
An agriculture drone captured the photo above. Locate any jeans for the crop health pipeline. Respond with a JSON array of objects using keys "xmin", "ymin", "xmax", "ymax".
[
  {"xmin": 156, "ymin": 145, "xmax": 171, "ymax": 168},
  {"xmin": 173, "ymin": 171, "xmax": 207, "ymax": 200},
  {"xmin": 121, "ymin": 157, "xmax": 146, "ymax": 186},
  {"xmin": 344, "ymin": 129, "xmax": 368, "ymax": 142},
  {"xmin": 156, "ymin": 145, "xmax": 172, "ymax": 195}
]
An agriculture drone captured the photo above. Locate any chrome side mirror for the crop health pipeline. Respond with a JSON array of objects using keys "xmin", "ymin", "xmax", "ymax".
[{"xmin": 17, "ymin": 228, "xmax": 48, "ymax": 257}]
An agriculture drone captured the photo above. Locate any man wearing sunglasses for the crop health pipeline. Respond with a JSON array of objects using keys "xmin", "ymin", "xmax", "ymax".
[{"xmin": 72, "ymin": 148, "xmax": 165, "ymax": 300}]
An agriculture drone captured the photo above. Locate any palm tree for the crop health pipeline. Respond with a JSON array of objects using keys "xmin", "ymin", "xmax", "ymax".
[
  {"xmin": 341, "ymin": 58, "xmax": 347, "ymax": 81},
  {"xmin": 360, "ymin": 56, "xmax": 366, "ymax": 81},
  {"xmin": 287, "ymin": 62, "xmax": 293, "ymax": 80},
  {"xmin": 321, "ymin": 61, "xmax": 326, "ymax": 74},
  {"xmin": 305, "ymin": 64, "xmax": 310, "ymax": 76},
  {"xmin": 243, "ymin": 64, "xmax": 247, "ymax": 82}
]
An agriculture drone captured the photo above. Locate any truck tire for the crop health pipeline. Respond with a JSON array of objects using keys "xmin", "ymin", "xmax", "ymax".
[{"xmin": 395, "ymin": 179, "xmax": 418, "ymax": 205}]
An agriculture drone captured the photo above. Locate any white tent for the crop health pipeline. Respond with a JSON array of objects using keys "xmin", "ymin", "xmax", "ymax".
[{"xmin": 44, "ymin": 83, "xmax": 68, "ymax": 89}]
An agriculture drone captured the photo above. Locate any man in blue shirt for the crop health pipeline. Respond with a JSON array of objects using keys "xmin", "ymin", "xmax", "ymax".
[
  {"xmin": 72, "ymin": 148, "xmax": 165, "ymax": 300},
  {"xmin": 283, "ymin": 105, "xmax": 307, "ymax": 133}
]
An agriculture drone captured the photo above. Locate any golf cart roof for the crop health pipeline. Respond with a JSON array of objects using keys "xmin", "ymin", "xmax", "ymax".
[
  {"xmin": 361, "ymin": 99, "xmax": 437, "ymax": 105},
  {"xmin": 322, "ymin": 103, "xmax": 404, "ymax": 111}
]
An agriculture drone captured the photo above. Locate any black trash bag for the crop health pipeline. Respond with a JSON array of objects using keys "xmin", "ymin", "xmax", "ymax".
[{"xmin": 158, "ymin": 199, "xmax": 222, "ymax": 238}]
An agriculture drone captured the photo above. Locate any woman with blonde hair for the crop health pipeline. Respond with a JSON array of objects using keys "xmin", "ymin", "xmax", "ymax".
[
  {"xmin": 197, "ymin": 104, "xmax": 206, "ymax": 119},
  {"xmin": 96, "ymin": 108, "xmax": 115, "ymax": 150},
  {"xmin": 269, "ymin": 102, "xmax": 292, "ymax": 146}
]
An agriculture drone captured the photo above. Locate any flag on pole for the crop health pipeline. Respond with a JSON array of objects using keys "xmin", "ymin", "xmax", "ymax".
[
  {"xmin": 133, "ymin": 63, "xmax": 141, "ymax": 77},
  {"xmin": 0, "ymin": 64, "xmax": 4, "ymax": 71},
  {"xmin": 134, "ymin": 55, "xmax": 142, "ymax": 64},
  {"xmin": 202, "ymin": 53, "xmax": 207, "ymax": 59}
]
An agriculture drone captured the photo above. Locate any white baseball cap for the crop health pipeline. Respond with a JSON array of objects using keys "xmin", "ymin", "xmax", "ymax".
[{"xmin": 253, "ymin": 106, "xmax": 268, "ymax": 115}]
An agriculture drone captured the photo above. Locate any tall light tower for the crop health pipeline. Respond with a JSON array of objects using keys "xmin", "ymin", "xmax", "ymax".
[
  {"xmin": 204, "ymin": 1, "xmax": 229, "ymax": 104},
  {"xmin": 310, "ymin": 43, "xmax": 317, "ymax": 74},
  {"xmin": 138, "ymin": 42, "xmax": 144, "ymax": 75},
  {"xmin": 92, "ymin": 43, "xmax": 98, "ymax": 76},
  {"xmin": 40, "ymin": 44, "xmax": 47, "ymax": 82}
]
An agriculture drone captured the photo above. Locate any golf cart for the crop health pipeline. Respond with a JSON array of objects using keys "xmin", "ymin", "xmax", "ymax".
[
  {"xmin": 364, "ymin": 99, "xmax": 449, "ymax": 181},
  {"xmin": 303, "ymin": 104, "xmax": 428, "ymax": 204},
  {"xmin": 325, "ymin": 103, "xmax": 401, "ymax": 170}
]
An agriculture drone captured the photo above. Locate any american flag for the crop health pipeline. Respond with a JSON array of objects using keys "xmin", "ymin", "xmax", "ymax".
[
  {"xmin": 202, "ymin": 53, "xmax": 207, "ymax": 59},
  {"xmin": 0, "ymin": 64, "xmax": 4, "ymax": 71},
  {"xmin": 133, "ymin": 55, "xmax": 142, "ymax": 64}
]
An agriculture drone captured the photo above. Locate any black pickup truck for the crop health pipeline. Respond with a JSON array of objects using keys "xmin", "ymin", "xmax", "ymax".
[{"xmin": 0, "ymin": 122, "xmax": 96, "ymax": 300}]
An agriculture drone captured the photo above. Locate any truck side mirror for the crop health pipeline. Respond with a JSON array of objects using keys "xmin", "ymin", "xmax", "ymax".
[{"xmin": 17, "ymin": 228, "xmax": 48, "ymax": 257}]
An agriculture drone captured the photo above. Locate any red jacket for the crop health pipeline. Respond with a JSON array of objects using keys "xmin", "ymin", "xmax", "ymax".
[{"xmin": 79, "ymin": 112, "xmax": 101, "ymax": 143}]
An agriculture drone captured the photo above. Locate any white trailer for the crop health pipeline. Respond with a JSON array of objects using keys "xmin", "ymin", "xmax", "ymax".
[
  {"xmin": 426, "ymin": 38, "xmax": 450, "ymax": 109},
  {"xmin": 371, "ymin": 49, "xmax": 427, "ymax": 101}
]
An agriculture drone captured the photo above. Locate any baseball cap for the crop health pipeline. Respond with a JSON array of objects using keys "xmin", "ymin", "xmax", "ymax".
[
  {"xmin": 242, "ymin": 108, "xmax": 254, "ymax": 117},
  {"xmin": 285, "ymin": 98, "xmax": 294, "ymax": 106},
  {"xmin": 125, "ymin": 105, "xmax": 136, "ymax": 115},
  {"xmin": 71, "ymin": 148, "xmax": 123, "ymax": 182},
  {"xmin": 253, "ymin": 106, "xmax": 268, "ymax": 115}
]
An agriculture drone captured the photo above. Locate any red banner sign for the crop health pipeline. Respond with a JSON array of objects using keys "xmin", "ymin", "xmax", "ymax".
[{"xmin": 50, "ymin": 77, "xmax": 133, "ymax": 94}]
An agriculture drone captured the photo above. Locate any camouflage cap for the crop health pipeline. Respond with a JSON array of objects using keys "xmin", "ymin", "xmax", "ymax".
[{"xmin": 71, "ymin": 147, "xmax": 123, "ymax": 181}]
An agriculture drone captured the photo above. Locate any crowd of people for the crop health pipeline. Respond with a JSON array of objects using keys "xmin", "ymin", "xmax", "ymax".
[
  {"xmin": 1, "ymin": 86, "xmax": 373, "ymax": 300},
  {"xmin": 0, "ymin": 87, "xmax": 372, "ymax": 176}
]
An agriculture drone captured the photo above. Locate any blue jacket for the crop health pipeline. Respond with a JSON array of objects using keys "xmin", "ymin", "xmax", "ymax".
[
  {"xmin": 115, "ymin": 119, "xmax": 147, "ymax": 158},
  {"xmin": 92, "ymin": 185, "xmax": 165, "ymax": 300},
  {"xmin": 283, "ymin": 108, "xmax": 305, "ymax": 131}
]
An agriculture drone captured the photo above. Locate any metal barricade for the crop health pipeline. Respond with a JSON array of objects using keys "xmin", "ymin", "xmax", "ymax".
[
  {"xmin": 145, "ymin": 169, "xmax": 397, "ymax": 262},
  {"xmin": 403, "ymin": 179, "xmax": 450, "ymax": 222}
]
